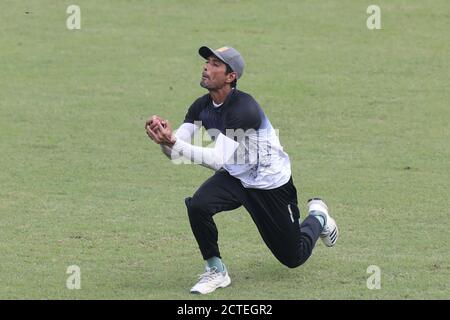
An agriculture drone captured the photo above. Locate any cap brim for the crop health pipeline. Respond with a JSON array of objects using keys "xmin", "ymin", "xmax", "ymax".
[{"xmin": 198, "ymin": 46, "xmax": 227, "ymax": 64}]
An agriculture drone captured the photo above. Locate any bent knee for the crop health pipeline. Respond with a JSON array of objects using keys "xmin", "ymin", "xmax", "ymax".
[
  {"xmin": 185, "ymin": 196, "xmax": 209, "ymax": 214},
  {"xmin": 278, "ymin": 255, "xmax": 309, "ymax": 269},
  {"xmin": 283, "ymin": 259, "xmax": 303, "ymax": 269}
]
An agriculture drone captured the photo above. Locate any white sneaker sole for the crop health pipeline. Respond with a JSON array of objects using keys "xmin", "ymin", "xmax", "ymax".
[{"xmin": 190, "ymin": 274, "xmax": 231, "ymax": 294}]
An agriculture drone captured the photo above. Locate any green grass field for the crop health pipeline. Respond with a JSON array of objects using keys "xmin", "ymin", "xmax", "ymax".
[{"xmin": 0, "ymin": 0, "xmax": 449, "ymax": 299}]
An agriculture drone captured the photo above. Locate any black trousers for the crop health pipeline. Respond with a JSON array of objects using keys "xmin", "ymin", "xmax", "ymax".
[{"xmin": 184, "ymin": 169, "xmax": 323, "ymax": 268}]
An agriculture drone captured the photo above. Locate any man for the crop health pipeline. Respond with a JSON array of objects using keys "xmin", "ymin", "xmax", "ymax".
[{"xmin": 145, "ymin": 46, "xmax": 339, "ymax": 294}]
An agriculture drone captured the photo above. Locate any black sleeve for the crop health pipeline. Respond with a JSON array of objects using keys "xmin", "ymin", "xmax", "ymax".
[
  {"xmin": 183, "ymin": 95, "xmax": 208, "ymax": 124},
  {"xmin": 224, "ymin": 95, "xmax": 262, "ymax": 131}
]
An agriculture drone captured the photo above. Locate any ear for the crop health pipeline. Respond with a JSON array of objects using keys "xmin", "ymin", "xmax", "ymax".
[{"xmin": 226, "ymin": 71, "xmax": 237, "ymax": 84}]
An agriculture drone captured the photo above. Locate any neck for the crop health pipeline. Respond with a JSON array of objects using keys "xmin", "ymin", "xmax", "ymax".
[{"xmin": 209, "ymin": 86, "xmax": 233, "ymax": 105}]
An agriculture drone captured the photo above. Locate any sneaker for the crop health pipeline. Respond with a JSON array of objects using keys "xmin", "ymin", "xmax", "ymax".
[
  {"xmin": 190, "ymin": 266, "xmax": 231, "ymax": 294},
  {"xmin": 307, "ymin": 198, "xmax": 339, "ymax": 247}
]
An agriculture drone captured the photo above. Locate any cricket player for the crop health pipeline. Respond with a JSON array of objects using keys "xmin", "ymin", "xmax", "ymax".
[{"xmin": 145, "ymin": 46, "xmax": 339, "ymax": 294}]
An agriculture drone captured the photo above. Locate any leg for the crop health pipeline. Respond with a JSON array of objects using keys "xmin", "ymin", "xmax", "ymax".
[
  {"xmin": 185, "ymin": 169, "xmax": 245, "ymax": 260},
  {"xmin": 243, "ymin": 177, "xmax": 323, "ymax": 268}
]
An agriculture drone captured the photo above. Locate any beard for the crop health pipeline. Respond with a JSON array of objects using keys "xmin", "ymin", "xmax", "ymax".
[
  {"xmin": 200, "ymin": 80, "xmax": 208, "ymax": 89},
  {"xmin": 200, "ymin": 79, "xmax": 213, "ymax": 89},
  {"xmin": 200, "ymin": 77, "xmax": 224, "ymax": 91}
]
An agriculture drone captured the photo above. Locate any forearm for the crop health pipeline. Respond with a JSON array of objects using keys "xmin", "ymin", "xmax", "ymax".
[
  {"xmin": 171, "ymin": 139, "xmax": 222, "ymax": 171},
  {"xmin": 160, "ymin": 145, "xmax": 173, "ymax": 159},
  {"xmin": 159, "ymin": 122, "xmax": 198, "ymax": 160},
  {"xmin": 171, "ymin": 133, "xmax": 239, "ymax": 171}
]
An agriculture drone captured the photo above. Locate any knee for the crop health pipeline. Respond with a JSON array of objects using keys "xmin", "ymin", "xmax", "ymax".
[
  {"xmin": 278, "ymin": 254, "xmax": 307, "ymax": 269},
  {"xmin": 185, "ymin": 196, "xmax": 209, "ymax": 215},
  {"xmin": 282, "ymin": 258, "xmax": 303, "ymax": 269}
]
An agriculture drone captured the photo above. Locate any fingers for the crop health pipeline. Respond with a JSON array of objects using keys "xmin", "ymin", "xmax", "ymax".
[
  {"xmin": 145, "ymin": 115, "xmax": 169, "ymax": 134},
  {"xmin": 145, "ymin": 116, "xmax": 169, "ymax": 132},
  {"xmin": 145, "ymin": 116, "xmax": 172, "ymax": 145},
  {"xmin": 156, "ymin": 122, "xmax": 175, "ymax": 146},
  {"xmin": 156, "ymin": 123, "xmax": 169, "ymax": 140},
  {"xmin": 145, "ymin": 115, "xmax": 163, "ymax": 128},
  {"xmin": 157, "ymin": 122, "xmax": 170, "ymax": 137},
  {"xmin": 146, "ymin": 125, "xmax": 162, "ymax": 143},
  {"xmin": 149, "ymin": 120, "xmax": 161, "ymax": 132},
  {"xmin": 145, "ymin": 126, "xmax": 155, "ymax": 140},
  {"xmin": 161, "ymin": 120, "xmax": 170, "ymax": 130},
  {"xmin": 145, "ymin": 117, "xmax": 154, "ymax": 128}
]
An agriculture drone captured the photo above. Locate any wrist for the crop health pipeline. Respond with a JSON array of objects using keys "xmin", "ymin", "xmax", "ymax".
[{"xmin": 166, "ymin": 136, "xmax": 176, "ymax": 148}]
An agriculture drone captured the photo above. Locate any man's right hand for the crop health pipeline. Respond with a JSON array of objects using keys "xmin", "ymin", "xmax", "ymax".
[
  {"xmin": 145, "ymin": 115, "xmax": 165, "ymax": 132},
  {"xmin": 145, "ymin": 115, "xmax": 174, "ymax": 146},
  {"xmin": 145, "ymin": 115, "xmax": 162, "ymax": 143}
]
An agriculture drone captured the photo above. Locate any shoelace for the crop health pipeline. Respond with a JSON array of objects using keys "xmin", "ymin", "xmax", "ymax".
[{"xmin": 197, "ymin": 269, "xmax": 221, "ymax": 284}]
